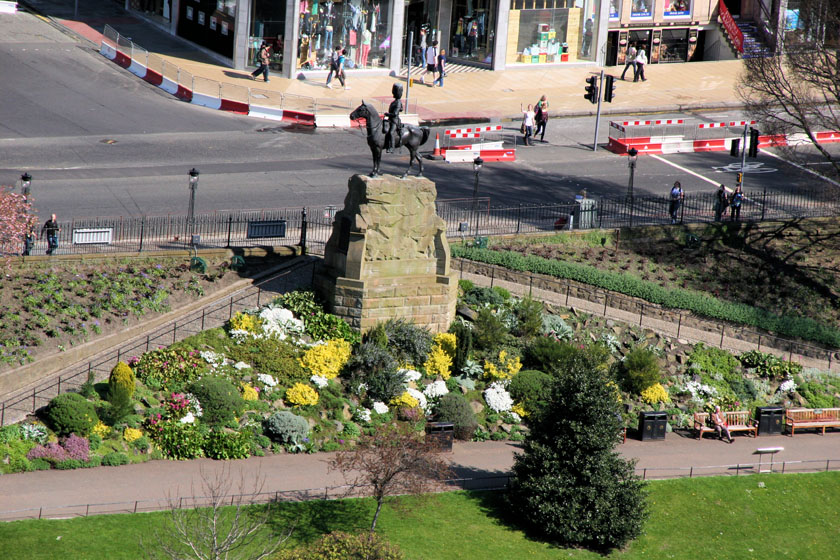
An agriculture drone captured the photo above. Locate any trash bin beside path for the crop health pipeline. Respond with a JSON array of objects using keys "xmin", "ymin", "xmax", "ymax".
[
  {"xmin": 426, "ymin": 422, "xmax": 454, "ymax": 452},
  {"xmin": 638, "ymin": 411, "xmax": 667, "ymax": 441}
]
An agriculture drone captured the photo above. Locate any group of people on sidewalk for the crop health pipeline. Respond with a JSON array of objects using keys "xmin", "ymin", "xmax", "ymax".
[
  {"xmin": 714, "ymin": 183, "xmax": 744, "ymax": 222},
  {"xmin": 21, "ymin": 213, "xmax": 60, "ymax": 257},
  {"xmin": 520, "ymin": 95, "xmax": 549, "ymax": 146},
  {"xmin": 417, "ymin": 40, "xmax": 447, "ymax": 88},
  {"xmin": 620, "ymin": 43, "xmax": 648, "ymax": 82}
]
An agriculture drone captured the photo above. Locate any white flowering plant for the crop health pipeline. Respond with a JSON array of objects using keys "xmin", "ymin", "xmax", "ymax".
[
  {"xmin": 484, "ymin": 381, "xmax": 514, "ymax": 413},
  {"xmin": 400, "ymin": 368, "xmax": 422, "ymax": 384},
  {"xmin": 372, "ymin": 401, "xmax": 389, "ymax": 415},
  {"xmin": 257, "ymin": 373, "xmax": 278, "ymax": 387},
  {"xmin": 234, "ymin": 361, "xmax": 252, "ymax": 371},
  {"xmin": 423, "ymin": 380, "xmax": 449, "ymax": 399},
  {"xmin": 778, "ymin": 378, "xmax": 797, "ymax": 394},
  {"xmin": 259, "ymin": 305, "xmax": 304, "ymax": 340},
  {"xmin": 310, "ymin": 375, "xmax": 329, "ymax": 388},
  {"xmin": 354, "ymin": 408, "xmax": 372, "ymax": 423},
  {"xmin": 200, "ymin": 350, "xmax": 225, "ymax": 370},
  {"xmin": 406, "ymin": 387, "xmax": 428, "ymax": 413}
]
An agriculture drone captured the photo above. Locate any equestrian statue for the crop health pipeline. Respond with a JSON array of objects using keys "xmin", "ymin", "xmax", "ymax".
[{"xmin": 349, "ymin": 83, "xmax": 430, "ymax": 178}]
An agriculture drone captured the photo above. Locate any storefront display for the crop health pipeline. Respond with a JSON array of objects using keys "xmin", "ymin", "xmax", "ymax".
[
  {"xmin": 609, "ymin": 0, "xmax": 620, "ymax": 21},
  {"xmin": 249, "ymin": 0, "xmax": 287, "ymax": 71},
  {"xmin": 629, "ymin": 0, "xmax": 652, "ymax": 19},
  {"xmin": 663, "ymin": 0, "xmax": 689, "ymax": 18},
  {"xmin": 178, "ymin": 0, "xmax": 235, "ymax": 58},
  {"xmin": 297, "ymin": 0, "xmax": 393, "ymax": 71},
  {"xmin": 449, "ymin": 0, "xmax": 496, "ymax": 65},
  {"xmin": 507, "ymin": 1, "xmax": 598, "ymax": 65}
]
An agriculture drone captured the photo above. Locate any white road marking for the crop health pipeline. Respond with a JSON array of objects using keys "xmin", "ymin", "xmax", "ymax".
[
  {"xmin": 650, "ymin": 154, "xmax": 720, "ymax": 186},
  {"xmin": 759, "ymin": 149, "xmax": 840, "ymax": 188}
]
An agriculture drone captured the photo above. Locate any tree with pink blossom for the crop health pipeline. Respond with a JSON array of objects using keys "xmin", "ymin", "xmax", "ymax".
[{"xmin": 0, "ymin": 185, "xmax": 36, "ymax": 261}]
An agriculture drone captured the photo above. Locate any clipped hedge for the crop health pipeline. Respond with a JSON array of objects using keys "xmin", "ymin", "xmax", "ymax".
[{"xmin": 451, "ymin": 246, "xmax": 840, "ymax": 348}]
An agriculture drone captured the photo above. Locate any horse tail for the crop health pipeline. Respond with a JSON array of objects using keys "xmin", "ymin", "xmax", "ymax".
[{"xmin": 420, "ymin": 126, "xmax": 431, "ymax": 146}]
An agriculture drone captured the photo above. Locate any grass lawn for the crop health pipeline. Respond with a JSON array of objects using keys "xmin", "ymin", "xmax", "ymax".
[{"xmin": 2, "ymin": 472, "xmax": 839, "ymax": 559}]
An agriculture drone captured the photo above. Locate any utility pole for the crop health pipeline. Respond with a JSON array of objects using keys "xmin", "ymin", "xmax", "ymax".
[
  {"xmin": 405, "ymin": 31, "xmax": 413, "ymax": 109},
  {"xmin": 584, "ymin": 70, "xmax": 605, "ymax": 152},
  {"xmin": 739, "ymin": 122, "xmax": 748, "ymax": 189}
]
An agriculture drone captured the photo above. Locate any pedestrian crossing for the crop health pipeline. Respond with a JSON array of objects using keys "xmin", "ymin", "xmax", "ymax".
[{"xmin": 399, "ymin": 61, "xmax": 489, "ymax": 77}]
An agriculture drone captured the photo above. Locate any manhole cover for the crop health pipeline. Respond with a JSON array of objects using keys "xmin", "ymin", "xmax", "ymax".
[{"xmin": 101, "ymin": 139, "xmax": 117, "ymax": 144}]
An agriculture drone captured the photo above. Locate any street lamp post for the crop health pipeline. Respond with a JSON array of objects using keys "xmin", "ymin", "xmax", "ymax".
[
  {"xmin": 626, "ymin": 148, "xmax": 637, "ymax": 227},
  {"xmin": 187, "ymin": 168, "xmax": 200, "ymax": 242},
  {"xmin": 20, "ymin": 173, "xmax": 32, "ymax": 200},
  {"xmin": 20, "ymin": 173, "xmax": 33, "ymax": 256},
  {"xmin": 472, "ymin": 156, "xmax": 483, "ymax": 237}
]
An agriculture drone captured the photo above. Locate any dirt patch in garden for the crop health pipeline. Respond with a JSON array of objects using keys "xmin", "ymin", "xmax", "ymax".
[
  {"xmin": 0, "ymin": 254, "xmax": 292, "ymax": 373},
  {"xmin": 493, "ymin": 217, "xmax": 840, "ymax": 330}
]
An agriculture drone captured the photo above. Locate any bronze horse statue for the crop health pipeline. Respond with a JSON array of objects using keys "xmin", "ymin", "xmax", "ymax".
[{"xmin": 350, "ymin": 101, "xmax": 430, "ymax": 178}]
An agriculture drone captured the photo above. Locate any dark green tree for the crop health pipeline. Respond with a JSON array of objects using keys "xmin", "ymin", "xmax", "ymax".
[{"xmin": 506, "ymin": 348, "xmax": 648, "ymax": 552}]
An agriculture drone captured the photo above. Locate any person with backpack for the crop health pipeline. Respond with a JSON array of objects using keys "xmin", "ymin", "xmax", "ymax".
[
  {"xmin": 729, "ymin": 185, "xmax": 743, "ymax": 221},
  {"xmin": 669, "ymin": 181, "xmax": 684, "ymax": 224},
  {"xmin": 250, "ymin": 41, "xmax": 271, "ymax": 83},
  {"xmin": 714, "ymin": 184, "xmax": 729, "ymax": 222},
  {"xmin": 420, "ymin": 40, "xmax": 438, "ymax": 85},
  {"xmin": 325, "ymin": 46, "xmax": 341, "ymax": 89}
]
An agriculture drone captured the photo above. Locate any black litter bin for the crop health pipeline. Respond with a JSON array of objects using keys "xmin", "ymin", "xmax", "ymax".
[
  {"xmin": 755, "ymin": 406, "xmax": 784, "ymax": 435},
  {"xmin": 426, "ymin": 422, "xmax": 454, "ymax": 452},
  {"xmin": 638, "ymin": 411, "xmax": 667, "ymax": 441}
]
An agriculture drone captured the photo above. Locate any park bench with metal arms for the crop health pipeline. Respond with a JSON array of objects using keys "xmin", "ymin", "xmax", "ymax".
[
  {"xmin": 785, "ymin": 408, "xmax": 840, "ymax": 436},
  {"xmin": 693, "ymin": 411, "xmax": 757, "ymax": 440}
]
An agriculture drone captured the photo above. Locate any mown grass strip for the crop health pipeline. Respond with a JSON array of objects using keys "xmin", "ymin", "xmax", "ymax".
[{"xmin": 451, "ymin": 245, "xmax": 840, "ymax": 348}]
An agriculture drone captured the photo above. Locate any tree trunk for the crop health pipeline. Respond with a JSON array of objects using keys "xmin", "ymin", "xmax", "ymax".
[{"xmin": 370, "ymin": 499, "xmax": 384, "ymax": 532}]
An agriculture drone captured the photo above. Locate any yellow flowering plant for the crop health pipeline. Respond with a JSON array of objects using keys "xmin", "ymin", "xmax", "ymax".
[
  {"xmin": 285, "ymin": 383, "xmax": 320, "ymax": 407},
  {"xmin": 641, "ymin": 382, "xmax": 671, "ymax": 405},
  {"xmin": 298, "ymin": 339, "xmax": 352, "ymax": 380},
  {"xmin": 434, "ymin": 333, "xmax": 457, "ymax": 359},
  {"xmin": 424, "ymin": 345, "xmax": 453, "ymax": 380},
  {"xmin": 228, "ymin": 312, "xmax": 262, "ymax": 334},
  {"xmin": 511, "ymin": 403, "xmax": 529, "ymax": 418},
  {"xmin": 391, "ymin": 391, "xmax": 420, "ymax": 409},
  {"xmin": 483, "ymin": 350, "xmax": 522, "ymax": 381},
  {"xmin": 123, "ymin": 427, "xmax": 143, "ymax": 443},
  {"xmin": 241, "ymin": 383, "xmax": 259, "ymax": 401},
  {"xmin": 92, "ymin": 421, "xmax": 111, "ymax": 438},
  {"xmin": 606, "ymin": 380, "xmax": 623, "ymax": 404}
]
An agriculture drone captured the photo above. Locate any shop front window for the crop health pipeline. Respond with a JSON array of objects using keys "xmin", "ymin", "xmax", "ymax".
[
  {"xmin": 663, "ymin": 0, "xmax": 689, "ymax": 19},
  {"xmin": 250, "ymin": 0, "xmax": 286, "ymax": 70},
  {"xmin": 507, "ymin": 0, "xmax": 599, "ymax": 65},
  {"xmin": 629, "ymin": 0, "xmax": 652, "ymax": 20},
  {"xmin": 659, "ymin": 28, "xmax": 687, "ymax": 62},
  {"xmin": 178, "ymin": 0, "xmax": 236, "ymax": 58},
  {"xmin": 297, "ymin": 0, "xmax": 393, "ymax": 71},
  {"xmin": 450, "ymin": 0, "xmax": 496, "ymax": 65},
  {"xmin": 404, "ymin": 0, "xmax": 440, "ymax": 68}
]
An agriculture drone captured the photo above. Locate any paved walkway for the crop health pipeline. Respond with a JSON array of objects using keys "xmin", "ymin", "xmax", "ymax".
[
  {"xmin": 1, "ymin": 432, "xmax": 837, "ymax": 521},
  {"xmin": 19, "ymin": 0, "xmax": 746, "ymax": 124}
]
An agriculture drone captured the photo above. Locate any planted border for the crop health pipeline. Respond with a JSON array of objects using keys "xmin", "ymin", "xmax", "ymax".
[{"xmin": 451, "ymin": 245, "xmax": 840, "ymax": 348}]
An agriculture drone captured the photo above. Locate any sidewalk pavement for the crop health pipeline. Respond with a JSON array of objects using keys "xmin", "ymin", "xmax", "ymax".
[
  {"xmin": 20, "ymin": 0, "xmax": 746, "ymax": 125},
  {"xmin": 0, "ymin": 432, "xmax": 836, "ymax": 520}
]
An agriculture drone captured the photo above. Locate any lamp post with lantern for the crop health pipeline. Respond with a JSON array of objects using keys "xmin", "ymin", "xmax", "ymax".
[
  {"xmin": 626, "ymin": 148, "xmax": 638, "ymax": 227},
  {"xmin": 187, "ymin": 168, "xmax": 200, "ymax": 243}
]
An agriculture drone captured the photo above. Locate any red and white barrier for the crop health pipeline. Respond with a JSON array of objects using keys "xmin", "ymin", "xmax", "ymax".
[{"xmin": 441, "ymin": 124, "xmax": 514, "ymax": 162}]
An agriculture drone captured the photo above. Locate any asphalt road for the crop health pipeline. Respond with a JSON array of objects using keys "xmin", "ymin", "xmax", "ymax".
[{"xmin": 0, "ymin": 11, "xmax": 832, "ymax": 220}]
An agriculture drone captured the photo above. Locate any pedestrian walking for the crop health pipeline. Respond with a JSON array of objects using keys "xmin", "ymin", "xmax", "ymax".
[
  {"xmin": 521, "ymin": 103, "xmax": 535, "ymax": 146},
  {"xmin": 714, "ymin": 184, "xmax": 729, "ymax": 222},
  {"xmin": 336, "ymin": 48, "xmax": 350, "ymax": 90},
  {"xmin": 41, "ymin": 213, "xmax": 60, "ymax": 255},
  {"xmin": 668, "ymin": 181, "xmax": 683, "ymax": 224},
  {"xmin": 534, "ymin": 95, "xmax": 549, "ymax": 142},
  {"xmin": 729, "ymin": 185, "xmax": 743, "ymax": 221},
  {"xmin": 420, "ymin": 40, "xmax": 438, "ymax": 85},
  {"xmin": 250, "ymin": 41, "xmax": 271, "ymax": 82},
  {"xmin": 433, "ymin": 48, "xmax": 447, "ymax": 88},
  {"xmin": 620, "ymin": 43, "xmax": 637, "ymax": 81},
  {"xmin": 634, "ymin": 48, "xmax": 647, "ymax": 82},
  {"xmin": 325, "ymin": 46, "xmax": 341, "ymax": 88},
  {"xmin": 22, "ymin": 224, "xmax": 36, "ymax": 256}
]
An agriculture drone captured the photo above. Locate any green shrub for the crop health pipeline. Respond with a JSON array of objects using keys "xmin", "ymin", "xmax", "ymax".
[
  {"xmin": 619, "ymin": 347, "xmax": 662, "ymax": 394},
  {"xmin": 274, "ymin": 291, "xmax": 361, "ymax": 344},
  {"xmin": 187, "ymin": 376, "xmax": 244, "ymax": 428},
  {"xmin": 449, "ymin": 321, "xmax": 473, "ymax": 375},
  {"xmin": 798, "ymin": 380, "xmax": 837, "ymax": 408},
  {"xmin": 263, "ymin": 411, "xmax": 309, "ymax": 444},
  {"xmin": 45, "ymin": 393, "xmax": 99, "ymax": 437},
  {"xmin": 101, "ymin": 452, "xmax": 130, "ymax": 466},
  {"xmin": 541, "ymin": 314, "xmax": 574, "ymax": 341},
  {"xmin": 29, "ymin": 458, "xmax": 51, "ymax": 471},
  {"xmin": 230, "ymin": 338, "xmax": 308, "ymax": 388},
  {"xmin": 461, "ymin": 285, "xmax": 506, "ymax": 308},
  {"xmin": 509, "ymin": 369, "xmax": 553, "ymax": 417},
  {"xmin": 131, "ymin": 348, "xmax": 206, "ymax": 391},
  {"xmin": 344, "ymin": 343, "xmax": 403, "ymax": 402},
  {"xmin": 513, "ymin": 297, "xmax": 544, "ymax": 339},
  {"xmin": 55, "ymin": 459, "xmax": 83, "ymax": 470},
  {"xmin": 0, "ymin": 439, "xmax": 35, "ymax": 474},
  {"xmin": 688, "ymin": 344, "xmax": 740, "ymax": 379},
  {"xmin": 108, "ymin": 361, "xmax": 136, "ymax": 400},
  {"xmin": 435, "ymin": 393, "xmax": 478, "ymax": 440},
  {"xmin": 490, "ymin": 430, "xmax": 507, "ymax": 441},
  {"xmin": 523, "ymin": 337, "xmax": 574, "ymax": 374},
  {"xmin": 0, "ymin": 425, "xmax": 21, "ymax": 444},
  {"xmin": 150, "ymin": 421, "xmax": 206, "ymax": 460},
  {"xmin": 278, "ymin": 531, "xmax": 404, "ymax": 560},
  {"xmin": 380, "ymin": 319, "xmax": 433, "ymax": 366},
  {"xmin": 203, "ymin": 430, "xmax": 252, "ymax": 460},
  {"xmin": 342, "ymin": 422, "xmax": 361, "ymax": 438},
  {"xmin": 451, "ymin": 246, "xmax": 840, "ymax": 347},
  {"xmin": 473, "ymin": 308, "xmax": 509, "ymax": 350},
  {"xmin": 739, "ymin": 350, "xmax": 803, "ymax": 380},
  {"xmin": 131, "ymin": 436, "xmax": 150, "ymax": 452}
]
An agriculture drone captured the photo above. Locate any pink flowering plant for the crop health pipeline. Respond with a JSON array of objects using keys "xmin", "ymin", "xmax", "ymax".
[
  {"xmin": 0, "ymin": 186, "xmax": 35, "ymax": 266},
  {"xmin": 131, "ymin": 348, "xmax": 207, "ymax": 390}
]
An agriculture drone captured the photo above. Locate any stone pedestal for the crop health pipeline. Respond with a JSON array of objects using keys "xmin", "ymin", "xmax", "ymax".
[{"xmin": 315, "ymin": 174, "xmax": 457, "ymax": 333}]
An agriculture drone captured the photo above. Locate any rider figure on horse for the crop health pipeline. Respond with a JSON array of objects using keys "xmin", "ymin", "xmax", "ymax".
[{"xmin": 384, "ymin": 83, "xmax": 404, "ymax": 154}]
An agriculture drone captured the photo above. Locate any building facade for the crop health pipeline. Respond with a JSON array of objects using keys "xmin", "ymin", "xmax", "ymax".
[{"xmin": 127, "ymin": 0, "xmax": 795, "ymax": 75}]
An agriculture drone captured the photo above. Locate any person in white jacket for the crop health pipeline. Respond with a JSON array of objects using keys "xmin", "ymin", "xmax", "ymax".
[{"xmin": 634, "ymin": 48, "xmax": 647, "ymax": 82}]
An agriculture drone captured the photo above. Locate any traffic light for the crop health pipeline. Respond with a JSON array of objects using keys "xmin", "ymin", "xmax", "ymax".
[
  {"xmin": 584, "ymin": 76, "xmax": 598, "ymax": 105},
  {"xmin": 604, "ymin": 75, "xmax": 616, "ymax": 103},
  {"xmin": 748, "ymin": 127, "xmax": 760, "ymax": 157},
  {"xmin": 729, "ymin": 138, "xmax": 740, "ymax": 157}
]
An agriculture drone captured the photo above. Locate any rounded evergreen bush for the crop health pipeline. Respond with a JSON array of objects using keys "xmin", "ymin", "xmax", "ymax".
[
  {"xmin": 345, "ymin": 343, "xmax": 403, "ymax": 402},
  {"xmin": 108, "ymin": 361, "xmax": 136, "ymax": 400},
  {"xmin": 509, "ymin": 369, "xmax": 553, "ymax": 417},
  {"xmin": 187, "ymin": 376, "xmax": 244, "ymax": 427},
  {"xmin": 434, "ymin": 393, "xmax": 478, "ymax": 440},
  {"xmin": 381, "ymin": 318, "xmax": 433, "ymax": 366},
  {"xmin": 523, "ymin": 337, "xmax": 573, "ymax": 374},
  {"xmin": 619, "ymin": 347, "xmax": 661, "ymax": 394},
  {"xmin": 473, "ymin": 308, "xmax": 509, "ymax": 350},
  {"xmin": 278, "ymin": 531, "xmax": 404, "ymax": 560},
  {"xmin": 101, "ymin": 452, "xmax": 130, "ymax": 466},
  {"xmin": 45, "ymin": 393, "xmax": 99, "ymax": 437},
  {"xmin": 263, "ymin": 411, "xmax": 309, "ymax": 444}
]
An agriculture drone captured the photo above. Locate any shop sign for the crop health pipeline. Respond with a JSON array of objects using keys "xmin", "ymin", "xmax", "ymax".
[
  {"xmin": 719, "ymin": 0, "xmax": 743, "ymax": 52},
  {"xmin": 663, "ymin": 0, "xmax": 690, "ymax": 18},
  {"xmin": 630, "ymin": 0, "xmax": 652, "ymax": 20},
  {"xmin": 198, "ymin": 10, "xmax": 205, "ymax": 25},
  {"xmin": 186, "ymin": 5, "xmax": 193, "ymax": 20},
  {"xmin": 209, "ymin": 16, "xmax": 217, "ymax": 31}
]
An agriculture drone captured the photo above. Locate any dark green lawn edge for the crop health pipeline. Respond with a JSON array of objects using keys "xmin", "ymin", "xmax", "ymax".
[{"xmin": 451, "ymin": 245, "xmax": 840, "ymax": 349}]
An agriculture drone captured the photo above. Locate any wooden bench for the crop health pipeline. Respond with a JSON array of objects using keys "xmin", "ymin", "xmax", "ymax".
[
  {"xmin": 694, "ymin": 411, "xmax": 758, "ymax": 440},
  {"xmin": 785, "ymin": 408, "xmax": 840, "ymax": 436}
]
